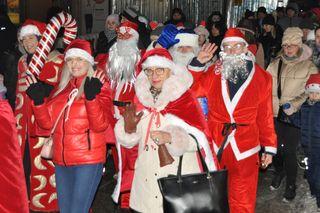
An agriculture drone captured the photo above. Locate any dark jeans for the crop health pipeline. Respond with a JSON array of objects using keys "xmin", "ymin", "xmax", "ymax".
[
  {"xmin": 273, "ymin": 119, "xmax": 300, "ymax": 186},
  {"xmin": 306, "ymin": 143, "xmax": 320, "ymax": 207},
  {"xmin": 55, "ymin": 163, "xmax": 103, "ymax": 213}
]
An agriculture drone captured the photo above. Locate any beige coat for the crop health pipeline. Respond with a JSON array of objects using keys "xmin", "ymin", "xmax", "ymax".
[
  {"xmin": 266, "ymin": 44, "xmax": 318, "ymax": 116},
  {"xmin": 114, "ymin": 64, "xmax": 215, "ymax": 213}
]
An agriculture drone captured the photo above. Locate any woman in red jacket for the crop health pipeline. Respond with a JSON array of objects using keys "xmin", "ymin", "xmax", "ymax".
[{"xmin": 25, "ymin": 39, "xmax": 113, "ymax": 213}]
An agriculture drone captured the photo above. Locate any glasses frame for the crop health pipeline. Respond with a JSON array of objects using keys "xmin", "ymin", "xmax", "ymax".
[{"xmin": 144, "ymin": 67, "xmax": 166, "ymax": 76}]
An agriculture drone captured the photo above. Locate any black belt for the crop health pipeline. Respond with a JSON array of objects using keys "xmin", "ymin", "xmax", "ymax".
[
  {"xmin": 113, "ymin": 100, "xmax": 131, "ymax": 107},
  {"xmin": 216, "ymin": 123, "xmax": 248, "ymax": 161}
]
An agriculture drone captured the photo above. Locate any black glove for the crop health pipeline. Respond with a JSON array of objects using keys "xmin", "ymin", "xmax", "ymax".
[
  {"xmin": 26, "ymin": 82, "xmax": 45, "ymax": 105},
  {"xmin": 84, "ymin": 77, "xmax": 103, "ymax": 100},
  {"xmin": 38, "ymin": 80, "xmax": 54, "ymax": 97}
]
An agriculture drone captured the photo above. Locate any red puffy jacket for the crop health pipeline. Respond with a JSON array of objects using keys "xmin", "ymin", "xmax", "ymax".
[{"xmin": 33, "ymin": 76, "xmax": 113, "ymax": 166}]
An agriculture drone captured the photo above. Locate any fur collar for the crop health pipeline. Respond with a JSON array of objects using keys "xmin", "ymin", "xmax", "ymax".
[{"xmin": 135, "ymin": 64, "xmax": 193, "ymax": 109}]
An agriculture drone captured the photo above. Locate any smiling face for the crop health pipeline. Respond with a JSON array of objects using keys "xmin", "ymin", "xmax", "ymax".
[
  {"xmin": 21, "ymin": 34, "xmax": 38, "ymax": 54},
  {"xmin": 144, "ymin": 67, "xmax": 171, "ymax": 89},
  {"xmin": 66, "ymin": 57, "xmax": 90, "ymax": 78},
  {"xmin": 308, "ymin": 91, "xmax": 320, "ymax": 101}
]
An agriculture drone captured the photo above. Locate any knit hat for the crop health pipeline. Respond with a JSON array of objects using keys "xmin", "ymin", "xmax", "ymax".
[
  {"xmin": 299, "ymin": 18, "xmax": 314, "ymax": 30},
  {"xmin": 306, "ymin": 74, "xmax": 320, "ymax": 93},
  {"xmin": 262, "ymin": 14, "xmax": 275, "ymax": 26},
  {"xmin": 286, "ymin": 2, "xmax": 299, "ymax": 13},
  {"xmin": 64, "ymin": 39, "xmax": 94, "ymax": 65},
  {"xmin": 221, "ymin": 28, "xmax": 248, "ymax": 50},
  {"xmin": 282, "ymin": 27, "xmax": 303, "ymax": 47},
  {"xmin": 194, "ymin": 21, "xmax": 209, "ymax": 39},
  {"xmin": 19, "ymin": 19, "xmax": 46, "ymax": 40},
  {"xmin": 175, "ymin": 30, "xmax": 199, "ymax": 47},
  {"xmin": 118, "ymin": 20, "xmax": 139, "ymax": 41},
  {"xmin": 137, "ymin": 48, "xmax": 175, "ymax": 74},
  {"xmin": 257, "ymin": 7, "xmax": 267, "ymax": 14}
]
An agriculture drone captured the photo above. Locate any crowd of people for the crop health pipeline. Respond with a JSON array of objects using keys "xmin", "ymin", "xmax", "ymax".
[{"xmin": 1, "ymin": 2, "xmax": 320, "ymax": 213}]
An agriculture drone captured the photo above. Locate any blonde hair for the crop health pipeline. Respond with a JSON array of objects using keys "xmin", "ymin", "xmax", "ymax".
[{"xmin": 53, "ymin": 61, "xmax": 94, "ymax": 99}]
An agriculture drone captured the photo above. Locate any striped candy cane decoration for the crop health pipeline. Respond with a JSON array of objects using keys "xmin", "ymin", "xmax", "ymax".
[{"xmin": 27, "ymin": 12, "xmax": 78, "ymax": 76}]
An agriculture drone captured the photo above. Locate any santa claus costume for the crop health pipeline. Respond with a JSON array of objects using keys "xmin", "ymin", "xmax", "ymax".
[
  {"xmin": 114, "ymin": 48, "xmax": 216, "ymax": 213},
  {"xmin": 15, "ymin": 19, "xmax": 63, "ymax": 211},
  {"xmin": 191, "ymin": 28, "xmax": 277, "ymax": 213}
]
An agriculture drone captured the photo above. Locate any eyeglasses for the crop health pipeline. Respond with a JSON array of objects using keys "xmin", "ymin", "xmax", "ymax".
[
  {"xmin": 282, "ymin": 44, "xmax": 298, "ymax": 49},
  {"xmin": 223, "ymin": 43, "xmax": 244, "ymax": 52},
  {"xmin": 144, "ymin": 68, "xmax": 166, "ymax": 76}
]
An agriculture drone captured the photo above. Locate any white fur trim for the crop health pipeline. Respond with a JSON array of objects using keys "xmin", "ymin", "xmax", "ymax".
[
  {"xmin": 163, "ymin": 125, "xmax": 190, "ymax": 157},
  {"xmin": 65, "ymin": 48, "xmax": 94, "ymax": 65},
  {"xmin": 142, "ymin": 55, "xmax": 175, "ymax": 70},
  {"xmin": 188, "ymin": 64, "xmax": 206, "ymax": 72},
  {"xmin": 175, "ymin": 33, "xmax": 199, "ymax": 47},
  {"xmin": 119, "ymin": 26, "xmax": 139, "ymax": 41},
  {"xmin": 164, "ymin": 114, "xmax": 217, "ymax": 171},
  {"xmin": 19, "ymin": 25, "xmax": 41, "ymax": 39},
  {"xmin": 264, "ymin": 146, "xmax": 277, "ymax": 154},
  {"xmin": 306, "ymin": 84, "xmax": 320, "ymax": 93},
  {"xmin": 114, "ymin": 117, "xmax": 141, "ymax": 148},
  {"xmin": 135, "ymin": 64, "xmax": 193, "ymax": 108},
  {"xmin": 220, "ymin": 37, "xmax": 248, "ymax": 50}
]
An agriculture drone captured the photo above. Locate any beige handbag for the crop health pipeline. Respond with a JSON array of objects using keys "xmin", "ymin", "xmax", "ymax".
[{"xmin": 40, "ymin": 89, "xmax": 78, "ymax": 160}]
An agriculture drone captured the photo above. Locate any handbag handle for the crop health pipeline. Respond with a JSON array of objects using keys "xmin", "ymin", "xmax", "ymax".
[
  {"xmin": 177, "ymin": 134, "xmax": 210, "ymax": 182},
  {"xmin": 50, "ymin": 88, "xmax": 78, "ymax": 135}
]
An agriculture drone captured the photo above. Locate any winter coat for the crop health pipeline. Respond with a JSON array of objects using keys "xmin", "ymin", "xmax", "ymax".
[
  {"xmin": 114, "ymin": 64, "xmax": 216, "ymax": 213},
  {"xmin": 290, "ymin": 101, "xmax": 320, "ymax": 148},
  {"xmin": 307, "ymin": 40, "xmax": 320, "ymax": 70},
  {"xmin": 95, "ymin": 31, "xmax": 117, "ymax": 55},
  {"xmin": 32, "ymin": 76, "xmax": 113, "ymax": 166},
  {"xmin": 266, "ymin": 44, "xmax": 318, "ymax": 116},
  {"xmin": 278, "ymin": 16, "xmax": 302, "ymax": 31}
]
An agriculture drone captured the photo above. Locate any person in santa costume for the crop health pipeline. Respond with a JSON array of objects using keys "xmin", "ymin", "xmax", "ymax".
[
  {"xmin": 25, "ymin": 39, "xmax": 113, "ymax": 213},
  {"xmin": 0, "ymin": 86, "xmax": 29, "ymax": 213},
  {"xmin": 96, "ymin": 20, "xmax": 144, "ymax": 208},
  {"xmin": 190, "ymin": 28, "xmax": 277, "ymax": 213},
  {"xmin": 15, "ymin": 19, "xmax": 63, "ymax": 211},
  {"xmin": 114, "ymin": 47, "xmax": 216, "ymax": 213}
]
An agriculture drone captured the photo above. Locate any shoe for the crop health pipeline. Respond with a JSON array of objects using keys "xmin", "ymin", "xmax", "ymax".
[
  {"xmin": 297, "ymin": 157, "xmax": 308, "ymax": 170},
  {"xmin": 317, "ymin": 208, "xmax": 320, "ymax": 212},
  {"xmin": 282, "ymin": 185, "xmax": 296, "ymax": 202},
  {"xmin": 270, "ymin": 173, "xmax": 284, "ymax": 191}
]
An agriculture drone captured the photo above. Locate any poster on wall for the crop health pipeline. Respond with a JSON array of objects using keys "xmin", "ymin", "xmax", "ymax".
[{"xmin": 7, "ymin": 0, "xmax": 20, "ymax": 24}]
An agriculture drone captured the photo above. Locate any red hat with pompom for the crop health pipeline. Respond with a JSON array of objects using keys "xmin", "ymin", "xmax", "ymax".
[
  {"xmin": 19, "ymin": 19, "xmax": 46, "ymax": 40},
  {"xmin": 306, "ymin": 74, "xmax": 320, "ymax": 94},
  {"xmin": 64, "ymin": 39, "xmax": 94, "ymax": 65},
  {"xmin": 220, "ymin": 28, "xmax": 248, "ymax": 50}
]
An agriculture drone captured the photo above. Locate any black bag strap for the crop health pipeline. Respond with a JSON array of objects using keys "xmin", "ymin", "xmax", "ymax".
[
  {"xmin": 277, "ymin": 59, "xmax": 283, "ymax": 100},
  {"xmin": 177, "ymin": 134, "xmax": 209, "ymax": 181}
]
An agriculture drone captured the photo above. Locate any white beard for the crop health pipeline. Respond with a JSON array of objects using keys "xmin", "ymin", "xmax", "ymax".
[
  {"xmin": 170, "ymin": 47, "xmax": 199, "ymax": 66},
  {"xmin": 107, "ymin": 38, "xmax": 140, "ymax": 89},
  {"xmin": 219, "ymin": 52, "xmax": 248, "ymax": 84}
]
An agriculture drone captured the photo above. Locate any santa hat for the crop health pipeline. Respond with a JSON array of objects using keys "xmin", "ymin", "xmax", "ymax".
[
  {"xmin": 64, "ymin": 39, "xmax": 94, "ymax": 65},
  {"xmin": 221, "ymin": 28, "xmax": 248, "ymax": 50},
  {"xmin": 306, "ymin": 74, "xmax": 320, "ymax": 94},
  {"xmin": 118, "ymin": 20, "xmax": 139, "ymax": 41},
  {"xmin": 175, "ymin": 30, "xmax": 199, "ymax": 48},
  {"xmin": 137, "ymin": 48, "xmax": 175, "ymax": 74},
  {"xmin": 19, "ymin": 19, "xmax": 46, "ymax": 40},
  {"xmin": 176, "ymin": 22, "xmax": 185, "ymax": 30},
  {"xmin": 149, "ymin": 21, "xmax": 159, "ymax": 30}
]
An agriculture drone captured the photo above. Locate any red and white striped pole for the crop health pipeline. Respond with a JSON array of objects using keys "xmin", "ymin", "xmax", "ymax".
[{"xmin": 27, "ymin": 11, "xmax": 78, "ymax": 76}]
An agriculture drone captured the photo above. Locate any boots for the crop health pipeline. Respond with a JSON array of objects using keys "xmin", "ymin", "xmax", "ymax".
[
  {"xmin": 282, "ymin": 185, "xmax": 296, "ymax": 202},
  {"xmin": 270, "ymin": 173, "xmax": 285, "ymax": 191}
]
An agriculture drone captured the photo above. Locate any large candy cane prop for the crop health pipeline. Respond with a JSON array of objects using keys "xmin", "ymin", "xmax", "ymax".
[{"xmin": 27, "ymin": 12, "xmax": 78, "ymax": 76}]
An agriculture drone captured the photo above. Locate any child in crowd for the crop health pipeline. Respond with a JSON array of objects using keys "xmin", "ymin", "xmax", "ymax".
[{"xmin": 286, "ymin": 73, "xmax": 320, "ymax": 211}]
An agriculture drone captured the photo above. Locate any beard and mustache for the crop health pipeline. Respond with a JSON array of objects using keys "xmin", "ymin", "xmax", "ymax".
[
  {"xmin": 107, "ymin": 38, "xmax": 140, "ymax": 89},
  {"xmin": 219, "ymin": 52, "xmax": 249, "ymax": 84},
  {"xmin": 170, "ymin": 46, "xmax": 199, "ymax": 66}
]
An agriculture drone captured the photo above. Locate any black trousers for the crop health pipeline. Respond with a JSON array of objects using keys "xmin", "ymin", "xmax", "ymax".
[{"xmin": 273, "ymin": 119, "xmax": 300, "ymax": 186}]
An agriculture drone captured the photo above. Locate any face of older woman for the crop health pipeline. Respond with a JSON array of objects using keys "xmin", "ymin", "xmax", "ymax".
[
  {"xmin": 283, "ymin": 44, "xmax": 300, "ymax": 58},
  {"xmin": 66, "ymin": 57, "xmax": 90, "ymax": 77},
  {"xmin": 144, "ymin": 67, "xmax": 171, "ymax": 89}
]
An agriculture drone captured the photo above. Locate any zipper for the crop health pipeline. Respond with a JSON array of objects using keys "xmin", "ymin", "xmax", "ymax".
[
  {"xmin": 61, "ymin": 103, "xmax": 68, "ymax": 166},
  {"xmin": 87, "ymin": 129, "xmax": 91, "ymax": 150}
]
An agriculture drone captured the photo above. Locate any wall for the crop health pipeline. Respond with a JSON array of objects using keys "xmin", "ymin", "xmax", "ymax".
[{"xmin": 25, "ymin": 0, "xmax": 52, "ymax": 22}]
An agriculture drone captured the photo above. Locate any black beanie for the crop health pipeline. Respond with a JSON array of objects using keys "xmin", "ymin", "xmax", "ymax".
[{"xmin": 262, "ymin": 14, "xmax": 275, "ymax": 26}]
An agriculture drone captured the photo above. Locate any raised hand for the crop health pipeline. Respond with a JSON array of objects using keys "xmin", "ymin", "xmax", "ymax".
[
  {"xmin": 196, "ymin": 43, "xmax": 218, "ymax": 64},
  {"xmin": 157, "ymin": 24, "xmax": 180, "ymax": 49},
  {"xmin": 84, "ymin": 71, "xmax": 105, "ymax": 100},
  {"xmin": 26, "ymin": 74, "xmax": 45, "ymax": 105},
  {"xmin": 123, "ymin": 104, "xmax": 143, "ymax": 133}
]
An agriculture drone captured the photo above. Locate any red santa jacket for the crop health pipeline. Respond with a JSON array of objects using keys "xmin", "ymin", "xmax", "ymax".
[
  {"xmin": 191, "ymin": 63, "xmax": 277, "ymax": 160},
  {"xmin": 0, "ymin": 100, "xmax": 29, "ymax": 213},
  {"xmin": 32, "ymin": 76, "xmax": 113, "ymax": 165}
]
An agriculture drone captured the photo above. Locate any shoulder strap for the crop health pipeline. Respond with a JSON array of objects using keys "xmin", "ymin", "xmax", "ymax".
[
  {"xmin": 50, "ymin": 89, "xmax": 78, "ymax": 135},
  {"xmin": 277, "ymin": 59, "xmax": 283, "ymax": 99}
]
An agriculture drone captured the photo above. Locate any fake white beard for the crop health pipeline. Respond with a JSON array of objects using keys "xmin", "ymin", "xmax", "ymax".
[
  {"xmin": 219, "ymin": 52, "xmax": 248, "ymax": 84},
  {"xmin": 170, "ymin": 48, "xmax": 198, "ymax": 66},
  {"xmin": 107, "ymin": 38, "xmax": 140, "ymax": 89}
]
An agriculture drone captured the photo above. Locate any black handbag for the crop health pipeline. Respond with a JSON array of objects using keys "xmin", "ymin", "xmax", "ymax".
[{"xmin": 157, "ymin": 135, "xmax": 229, "ymax": 213}]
